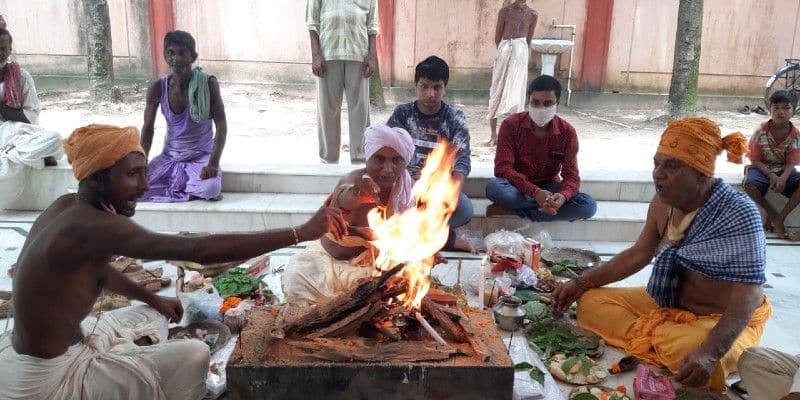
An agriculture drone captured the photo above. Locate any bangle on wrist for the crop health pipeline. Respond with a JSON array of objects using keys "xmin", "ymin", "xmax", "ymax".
[{"xmin": 291, "ymin": 227, "xmax": 300, "ymax": 244}]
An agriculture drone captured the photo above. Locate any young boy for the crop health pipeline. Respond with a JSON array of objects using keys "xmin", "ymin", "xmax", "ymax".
[
  {"xmin": 744, "ymin": 90, "xmax": 800, "ymax": 239},
  {"xmin": 140, "ymin": 30, "xmax": 227, "ymax": 202},
  {"xmin": 387, "ymin": 56, "xmax": 475, "ymax": 252}
]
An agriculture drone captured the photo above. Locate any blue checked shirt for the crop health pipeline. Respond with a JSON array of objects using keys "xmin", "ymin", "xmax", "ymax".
[{"xmin": 647, "ymin": 180, "xmax": 766, "ymax": 308}]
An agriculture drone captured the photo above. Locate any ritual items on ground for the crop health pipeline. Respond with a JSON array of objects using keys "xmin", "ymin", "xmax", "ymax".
[
  {"xmin": 212, "ymin": 268, "xmax": 262, "ymax": 298},
  {"xmin": 493, "ymin": 295, "xmax": 526, "ymax": 331},
  {"xmin": 514, "ymin": 361, "xmax": 547, "ymax": 386},
  {"xmin": 548, "ymin": 353, "xmax": 608, "ymax": 385},
  {"xmin": 168, "ymin": 319, "xmax": 232, "ymax": 354},
  {"xmin": 542, "ymin": 247, "xmax": 601, "ymax": 277},
  {"xmin": 632, "ymin": 364, "xmax": 675, "ymax": 400},
  {"xmin": 525, "ymin": 320, "xmax": 604, "ymax": 359},
  {"xmin": 609, "ymin": 355, "xmax": 639, "ymax": 374},
  {"xmin": 569, "ymin": 385, "xmax": 631, "ymax": 400},
  {"xmin": 673, "ymin": 387, "xmax": 729, "ymax": 400}
]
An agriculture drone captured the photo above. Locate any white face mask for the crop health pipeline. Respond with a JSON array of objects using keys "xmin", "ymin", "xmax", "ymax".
[{"xmin": 528, "ymin": 105, "xmax": 557, "ymax": 127}]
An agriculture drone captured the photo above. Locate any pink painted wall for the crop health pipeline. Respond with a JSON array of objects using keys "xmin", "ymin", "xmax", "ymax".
[
  {"xmin": 605, "ymin": 0, "xmax": 800, "ymax": 95},
  {"xmin": 3, "ymin": 0, "xmax": 799, "ymax": 96},
  {"xmin": 391, "ymin": 0, "xmax": 587, "ymax": 88},
  {"xmin": 172, "ymin": 0, "xmax": 312, "ymax": 84},
  {"xmin": 2, "ymin": 0, "xmax": 152, "ymax": 79}
]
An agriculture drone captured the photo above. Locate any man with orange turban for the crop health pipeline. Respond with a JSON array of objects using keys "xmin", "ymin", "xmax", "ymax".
[
  {"xmin": 552, "ymin": 118, "xmax": 771, "ymax": 393},
  {"xmin": 0, "ymin": 124, "xmax": 347, "ymax": 399}
]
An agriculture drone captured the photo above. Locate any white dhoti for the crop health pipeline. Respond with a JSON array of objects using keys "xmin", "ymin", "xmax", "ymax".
[
  {"xmin": 282, "ymin": 241, "xmax": 373, "ymax": 308},
  {"xmin": 0, "ymin": 305, "xmax": 210, "ymax": 400},
  {"xmin": 0, "ymin": 121, "xmax": 63, "ymax": 208},
  {"xmin": 487, "ymin": 38, "xmax": 529, "ymax": 120}
]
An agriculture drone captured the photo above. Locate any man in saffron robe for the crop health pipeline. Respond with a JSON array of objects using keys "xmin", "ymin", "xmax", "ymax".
[
  {"xmin": 141, "ymin": 30, "xmax": 227, "ymax": 202},
  {"xmin": 552, "ymin": 118, "xmax": 772, "ymax": 392}
]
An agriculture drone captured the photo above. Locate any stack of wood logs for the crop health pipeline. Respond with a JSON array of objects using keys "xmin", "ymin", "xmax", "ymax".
[{"xmin": 276, "ymin": 263, "xmax": 491, "ymax": 363}]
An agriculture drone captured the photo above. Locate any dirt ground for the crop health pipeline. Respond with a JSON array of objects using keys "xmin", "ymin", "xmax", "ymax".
[{"xmin": 37, "ymin": 84, "xmax": 769, "ymax": 174}]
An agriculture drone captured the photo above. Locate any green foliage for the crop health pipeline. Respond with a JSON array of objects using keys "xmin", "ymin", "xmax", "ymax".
[
  {"xmin": 529, "ymin": 367, "xmax": 545, "ymax": 386},
  {"xmin": 212, "ymin": 268, "xmax": 261, "ymax": 298},
  {"xmin": 526, "ymin": 322, "xmax": 600, "ymax": 359},
  {"xmin": 514, "ymin": 362, "xmax": 534, "ymax": 370},
  {"xmin": 513, "ymin": 362, "xmax": 546, "ymax": 387},
  {"xmin": 550, "ymin": 259, "xmax": 580, "ymax": 278},
  {"xmin": 522, "ymin": 300, "xmax": 552, "ymax": 322}
]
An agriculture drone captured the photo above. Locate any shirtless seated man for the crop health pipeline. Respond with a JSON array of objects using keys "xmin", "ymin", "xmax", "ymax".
[
  {"xmin": 0, "ymin": 124, "xmax": 345, "ymax": 399},
  {"xmin": 552, "ymin": 118, "xmax": 772, "ymax": 392}
]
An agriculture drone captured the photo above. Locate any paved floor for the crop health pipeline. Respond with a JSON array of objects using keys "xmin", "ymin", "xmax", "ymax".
[{"xmin": 2, "ymin": 215, "xmax": 798, "ymax": 398}]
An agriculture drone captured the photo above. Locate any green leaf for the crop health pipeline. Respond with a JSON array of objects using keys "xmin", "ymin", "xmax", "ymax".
[
  {"xmin": 529, "ymin": 367, "xmax": 545, "ymax": 386},
  {"xmin": 514, "ymin": 362, "xmax": 534, "ymax": 370},
  {"xmin": 515, "ymin": 290, "xmax": 539, "ymax": 302},
  {"xmin": 561, "ymin": 355, "xmax": 581, "ymax": 374},
  {"xmin": 522, "ymin": 301, "xmax": 551, "ymax": 321},
  {"xmin": 572, "ymin": 394, "xmax": 599, "ymax": 400}
]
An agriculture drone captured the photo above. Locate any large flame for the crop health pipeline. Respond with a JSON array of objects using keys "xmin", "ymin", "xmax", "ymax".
[{"xmin": 368, "ymin": 140, "xmax": 461, "ymax": 309}]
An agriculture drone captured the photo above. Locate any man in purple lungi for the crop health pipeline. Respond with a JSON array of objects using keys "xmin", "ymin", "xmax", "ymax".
[{"xmin": 140, "ymin": 30, "xmax": 227, "ymax": 202}]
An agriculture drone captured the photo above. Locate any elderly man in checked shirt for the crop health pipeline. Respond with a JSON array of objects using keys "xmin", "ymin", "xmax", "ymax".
[
  {"xmin": 307, "ymin": 0, "xmax": 378, "ymax": 164},
  {"xmin": 551, "ymin": 118, "xmax": 772, "ymax": 393}
]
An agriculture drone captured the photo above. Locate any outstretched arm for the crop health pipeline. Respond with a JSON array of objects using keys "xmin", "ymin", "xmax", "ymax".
[
  {"xmin": 141, "ymin": 80, "xmax": 161, "ymax": 159},
  {"xmin": 551, "ymin": 196, "xmax": 663, "ymax": 312},
  {"xmin": 78, "ymin": 207, "xmax": 348, "ymax": 266},
  {"xmin": 203, "ymin": 76, "xmax": 227, "ymax": 179},
  {"xmin": 675, "ymin": 283, "xmax": 764, "ymax": 387}
]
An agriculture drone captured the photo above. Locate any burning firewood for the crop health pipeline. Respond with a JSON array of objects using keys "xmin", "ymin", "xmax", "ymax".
[
  {"xmin": 280, "ymin": 263, "xmax": 405, "ymax": 337},
  {"xmin": 288, "ymin": 337, "xmax": 459, "ymax": 363}
]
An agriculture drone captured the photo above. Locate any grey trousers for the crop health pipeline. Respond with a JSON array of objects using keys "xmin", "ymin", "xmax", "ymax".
[
  {"xmin": 316, "ymin": 60, "xmax": 369, "ymax": 163},
  {"xmin": 738, "ymin": 347, "xmax": 800, "ymax": 399}
]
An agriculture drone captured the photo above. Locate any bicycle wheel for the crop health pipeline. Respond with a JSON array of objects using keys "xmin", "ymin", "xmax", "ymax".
[{"xmin": 765, "ymin": 64, "xmax": 800, "ymax": 114}]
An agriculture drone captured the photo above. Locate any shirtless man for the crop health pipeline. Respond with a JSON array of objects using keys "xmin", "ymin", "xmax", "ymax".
[
  {"xmin": 487, "ymin": 0, "xmax": 537, "ymax": 146},
  {"xmin": 552, "ymin": 118, "xmax": 771, "ymax": 392},
  {"xmin": 0, "ymin": 124, "xmax": 346, "ymax": 399}
]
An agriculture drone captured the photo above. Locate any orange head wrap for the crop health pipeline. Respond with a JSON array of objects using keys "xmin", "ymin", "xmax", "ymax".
[
  {"xmin": 63, "ymin": 124, "xmax": 145, "ymax": 181},
  {"xmin": 657, "ymin": 117, "xmax": 748, "ymax": 176}
]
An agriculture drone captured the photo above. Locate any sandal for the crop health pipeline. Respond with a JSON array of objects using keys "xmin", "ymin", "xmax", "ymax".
[
  {"xmin": 753, "ymin": 105, "xmax": 768, "ymax": 115},
  {"xmin": 737, "ymin": 105, "xmax": 751, "ymax": 114}
]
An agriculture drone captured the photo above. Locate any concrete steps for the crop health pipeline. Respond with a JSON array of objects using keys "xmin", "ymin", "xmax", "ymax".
[
  {"xmin": 130, "ymin": 193, "xmax": 649, "ymax": 241},
  {"xmin": 9, "ymin": 162, "xmax": 798, "ymax": 242}
]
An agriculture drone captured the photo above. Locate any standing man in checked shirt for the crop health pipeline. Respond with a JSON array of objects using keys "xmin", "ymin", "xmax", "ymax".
[
  {"xmin": 551, "ymin": 118, "xmax": 772, "ymax": 393},
  {"xmin": 307, "ymin": 0, "xmax": 378, "ymax": 164}
]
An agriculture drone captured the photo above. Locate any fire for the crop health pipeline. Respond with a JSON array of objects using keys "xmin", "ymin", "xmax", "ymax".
[{"xmin": 368, "ymin": 140, "xmax": 461, "ymax": 309}]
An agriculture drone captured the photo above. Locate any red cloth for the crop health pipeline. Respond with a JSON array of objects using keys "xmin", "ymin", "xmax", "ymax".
[
  {"xmin": 2, "ymin": 62, "xmax": 23, "ymax": 109},
  {"xmin": 493, "ymin": 112, "xmax": 581, "ymax": 200}
]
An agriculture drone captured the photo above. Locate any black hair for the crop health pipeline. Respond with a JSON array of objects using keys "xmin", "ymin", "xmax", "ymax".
[
  {"xmin": 527, "ymin": 75, "xmax": 562, "ymax": 101},
  {"xmin": 0, "ymin": 28, "xmax": 11, "ymax": 44},
  {"xmin": 164, "ymin": 30, "xmax": 197, "ymax": 58},
  {"xmin": 769, "ymin": 90, "xmax": 798, "ymax": 109},
  {"xmin": 414, "ymin": 56, "xmax": 449, "ymax": 86}
]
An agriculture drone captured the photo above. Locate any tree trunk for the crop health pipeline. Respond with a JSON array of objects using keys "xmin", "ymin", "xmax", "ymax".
[
  {"xmin": 667, "ymin": 0, "xmax": 703, "ymax": 118},
  {"xmin": 369, "ymin": 62, "xmax": 386, "ymax": 110},
  {"xmin": 83, "ymin": 0, "xmax": 115, "ymax": 101}
]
